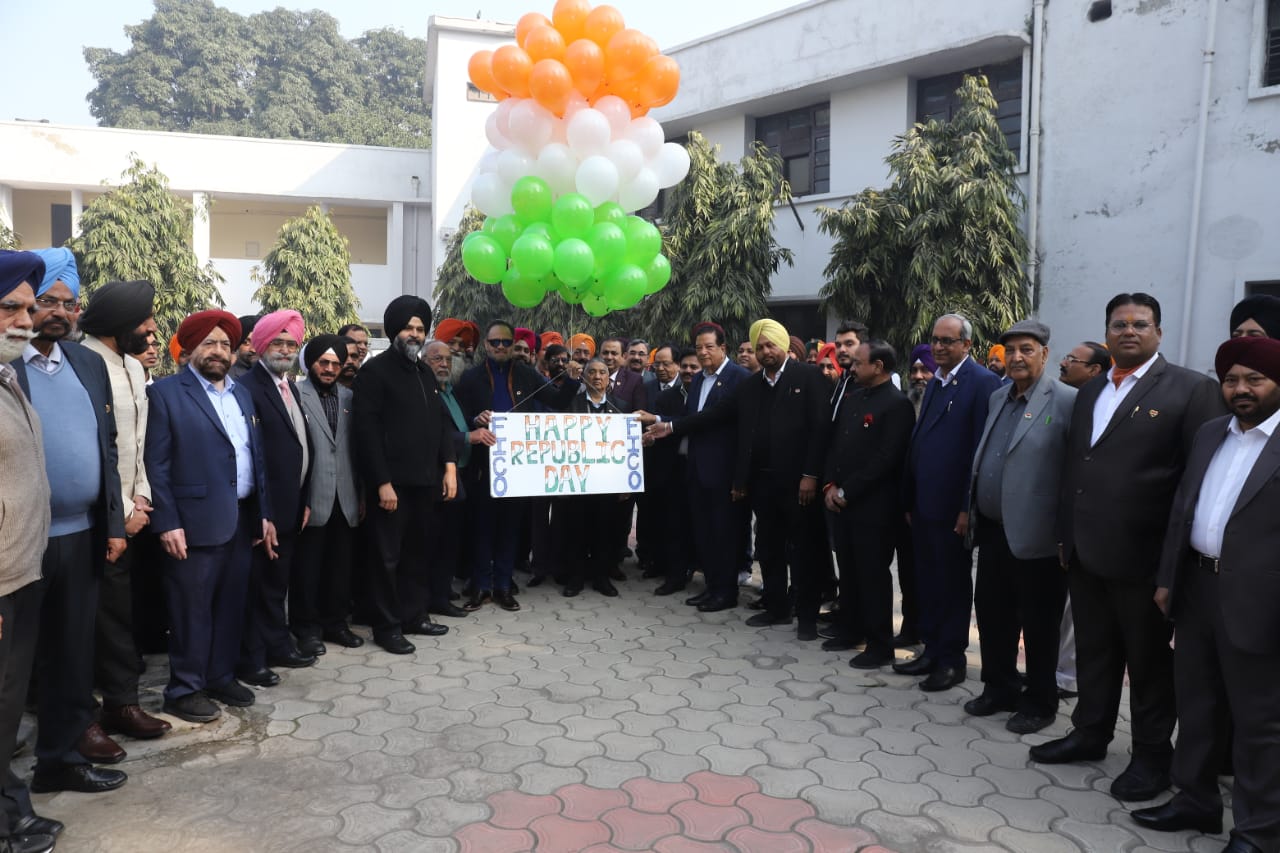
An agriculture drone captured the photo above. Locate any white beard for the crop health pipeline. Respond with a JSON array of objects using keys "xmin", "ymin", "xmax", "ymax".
[{"xmin": 0, "ymin": 329, "xmax": 35, "ymax": 362}]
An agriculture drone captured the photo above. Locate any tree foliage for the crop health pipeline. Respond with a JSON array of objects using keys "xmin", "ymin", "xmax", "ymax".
[
  {"xmin": 70, "ymin": 156, "xmax": 225, "ymax": 367},
  {"xmin": 818, "ymin": 75, "xmax": 1029, "ymax": 350},
  {"xmin": 252, "ymin": 206, "xmax": 360, "ymax": 334},
  {"xmin": 0, "ymin": 210, "xmax": 18, "ymax": 250},
  {"xmin": 85, "ymin": 0, "xmax": 430, "ymax": 148}
]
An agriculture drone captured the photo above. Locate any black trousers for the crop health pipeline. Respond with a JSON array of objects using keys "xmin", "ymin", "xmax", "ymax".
[
  {"xmin": 96, "ymin": 545, "xmax": 144, "ymax": 708},
  {"xmin": 291, "ymin": 504, "xmax": 355, "ymax": 639},
  {"xmin": 655, "ymin": 461, "xmax": 694, "ymax": 588},
  {"xmin": 240, "ymin": 533, "xmax": 298, "ymax": 671},
  {"xmin": 364, "ymin": 486, "xmax": 435, "ymax": 635},
  {"xmin": 426, "ymin": 498, "xmax": 464, "ymax": 610},
  {"xmin": 0, "ymin": 581, "xmax": 42, "ymax": 836},
  {"xmin": 688, "ymin": 479, "xmax": 744, "ymax": 600},
  {"xmin": 912, "ymin": 517, "xmax": 975, "ymax": 669},
  {"xmin": 562, "ymin": 495, "xmax": 619, "ymax": 587},
  {"xmin": 528, "ymin": 498, "xmax": 555, "ymax": 580},
  {"xmin": 829, "ymin": 518, "xmax": 896, "ymax": 655},
  {"xmin": 894, "ymin": 517, "xmax": 920, "ymax": 638},
  {"xmin": 973, "ymin": 519, "xmax": 1067, "ymax": 717},
  {"xmin": 750, "ymin": 470, "xmax": 824, "ymax": 625},
  {"xmin": 1068, "ymin": 559, "xmax": 1176, "ymax": 755},
  {"xmin": 129, "ymin": 530, "xmax": 169, "ymax": 655},
  {"xmin": 1172, "ymin": 564, "xmax": 1280, "ymax": 849},
  {"xmin": 33, "ymin": 530, "xmax": 98, "ymax": 770}
]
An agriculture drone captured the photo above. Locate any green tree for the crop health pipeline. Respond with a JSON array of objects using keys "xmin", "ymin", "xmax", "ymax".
[
  {"xmin": 70, "ymin": 155, "xmax": 225, "ymax": 369},
  {"xmin": 252, "ymin": 206, "xmax": 360, "ymax": 334},
  {"xmin": 818, "ymin": 74, "xmax": 1029, "ymax": 350},
  {"xmin": 0, "ymin": 210, "xmax": 19, "ymax": 250},
  {"xmin": 85, "ymin": 0, "xmax": 430, "ymax": 148}
]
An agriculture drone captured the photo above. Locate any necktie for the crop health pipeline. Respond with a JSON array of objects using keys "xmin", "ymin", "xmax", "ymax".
[{"xmin": 278, "ymin": 379, "xmax": 294, "ymax": 408}]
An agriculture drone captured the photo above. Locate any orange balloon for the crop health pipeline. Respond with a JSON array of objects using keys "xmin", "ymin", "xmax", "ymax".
[
  {"xmin": 552, "ymin": 0, "xmax": 590, "ymax": 44},
  {"xmin": 516, "ymin": 12, "xmax": 553, "ymax": 48},
  {"xmin": 491, "ymin": 44, "xmax": 533, "ymax": 98},
  {"xmin": 605, "ymin": 29, "xmax": 657, "ymax": 86},
  {"xmin": 584, "ymin": 5, "xmax": 625, "ymax": 47},
  {"xmin": 639, "ymin": 55, "xmax": 680, "ymax": 107},
  {"xmin": 564, "ymin": 38, "xmax": 605, "ymax": 98},
  {"xmin": 468, "ymin": 50, "xmax": 503, "ymax": 97},
  {"xmin": 524, "ymin": 24, "xmax": 566, "ymax": 63},
  {"xmin": 529, "ymin": 59, "xmax": 573, "ymax": 116}
]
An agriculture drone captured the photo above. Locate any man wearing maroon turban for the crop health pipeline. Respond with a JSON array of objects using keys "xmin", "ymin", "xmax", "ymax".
[
  {"xmin": 144, "ymin": 310, "xmax": 276, "ymax": 724},
  {"xmin": 1139, "ymin": 336, "xmax": 1280, "ymax": 850}
]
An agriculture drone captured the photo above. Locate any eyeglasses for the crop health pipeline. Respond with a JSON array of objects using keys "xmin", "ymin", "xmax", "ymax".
[
  {"xmin": 931, "ymin": 336, "xmax": 964, "ymax": 347},
  {"xmin": 267, "ymin": 338, "xmax": 300, "ymax": 351},
  {"xmin": 1108, "ymin": 321, "xmax": 1154, "ymax": 333},
  {"xmin": 35, "ymin": 296, "xmax": 80, "ymax": 312},
  {"xmin": 1061, "ymin": 355, "xmax": 1091, "ymax": 365},
  {"xmin": 488, "ymin": 338, "xmax": 514, "ymax": 348}
]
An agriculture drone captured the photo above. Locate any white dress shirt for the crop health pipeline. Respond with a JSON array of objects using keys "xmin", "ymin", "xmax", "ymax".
[
  {"xmin": 762, "ymin": 356, "xmax": 788, "ymax": 387},
  {"xmin": 1189, "ymin": 406, "xmax": 1280, "ymax": 558},
  {"xmin": 1090, "ymin": 351, "xmax": 1160, "ymax": 447},
  {"xmin": 933, "ymin": 354, "xmax": 971, "ymax": 387},
  {"xmin": 696, "ymin": 356, "xmax": 729, "ymax": 413}
]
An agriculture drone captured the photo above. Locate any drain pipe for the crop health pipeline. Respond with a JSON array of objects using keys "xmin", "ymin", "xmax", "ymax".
[
  {"xmin": 1178, "ymin": 0, "xmax": 1219, "ymax": 365},
  {"xmin": 1027, "ymin": 0, "xmax": 1045, "ymax": 309}
]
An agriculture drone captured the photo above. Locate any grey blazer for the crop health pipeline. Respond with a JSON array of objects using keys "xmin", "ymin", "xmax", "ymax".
[
  {"xmin": 297, "ymin": 378, "xmax": 359, "ymax": 528},
  {"xmin": 968, "ymin": 373, "xmax": 1077, "ymax": 559}
]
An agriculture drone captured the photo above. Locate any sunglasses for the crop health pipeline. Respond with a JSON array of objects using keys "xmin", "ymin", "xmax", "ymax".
[{"xmin": 488, "ymin": 338, "xmax": 514, "ymax": 348}]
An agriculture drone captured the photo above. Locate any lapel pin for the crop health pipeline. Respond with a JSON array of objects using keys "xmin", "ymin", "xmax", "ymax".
[
  {"xmin": 1024, "ymin": 412, "xmax": 1034, "ymax": 419},
  {"xmin": 1149, "ymin": 409, "xmax": 1159, "ymax": 418},
  {"xmin": 105, "ymin": 403, "xmax": 112, "ymax": 413}
]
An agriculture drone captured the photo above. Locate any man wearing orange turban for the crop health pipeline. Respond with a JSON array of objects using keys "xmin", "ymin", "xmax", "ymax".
[
  {"xmin": 435, "ymin": 318, "xmax": 480, "ymax": 358},
  {"xmin": 986, "ymin": 344, "xmax": 1007, "ymax": 380},
  {"xmin": 817, "ymin": 342, "xmax": 842, "ymax": 385},
  {"xmin": 569, "ymin": 333, "xmax": 596, "ymax": 363}
]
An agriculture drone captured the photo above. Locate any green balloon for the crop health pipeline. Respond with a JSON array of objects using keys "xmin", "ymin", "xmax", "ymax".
[
  {"xmin": 543, "ymin": 272, "xmax": 564, "ymax": 293},
  {"xmin": 623, "ymin": 216, "xmax": 663, "ymax": 265},
  {"xmin": 559, "ymin": 288, "xmax": 584, "ymax": 305},
  {"xmin": 594, "ymin": 202, "xmax": 626, "ymax": 226},
  {"xmin": 511, "ymin": 234, "xmax": 554, "ymax": 279},
  {"xmin": 522, "ymin": 221, "xmax": 557, "ymax": 240},
  {"xmin": 480, "ymin": 217, "xmax": 498, "ymax": 234},
  {"xmin": 586, "ymin": 222, "xmax": 626, "ymax": 276},
  {"xmin": 644, "ymin": 254, "xmax": 672, "ymax": 294},
  {"xmin": 582, "ymin": 292, "xmax": 610, "ymax": 317},
  {"xmin": 489, "ymin": 215, "xmax": 522, "ymax": 254},
  {"xmin": 501, "ymin": 268, "xmax": 547, "ymax": 308},
  {"xmin": 511, "ymin": 176, "xmax": 553, "ymax": 226},
  {"xmin": 604, "ymin": 264, "xmax": 648, "ymax": 310},
  {"xmin": 551, "ymin": 193, "xmax": 594, "ymax": 239},
  {"xmin": 553, "ymin": 238, "xmax": 595, "ymax": 286},
  {"xmin": 461, "ymin": 233, "xmax": 507, "ymax": 284}
]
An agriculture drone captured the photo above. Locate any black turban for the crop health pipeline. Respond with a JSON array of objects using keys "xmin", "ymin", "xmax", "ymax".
[
  {"xmin": 303, "ymin": 334, "xmax": 350, "ymax": 371},
  {"xmin": 79, "ymin": 280, "xmax": 156, "ymax": 338},
  {"xmin": 384, "ymin": 295, "xmax": 432, "ymax": 339},
  {"xmin": 0, "ymin": 250, "xmax": 44, "ymax": 299},
  {"xmin": 238, "ymin": 314, "xmax": 261, "ymax": 340},
  {"xmin": 1215, "ymin": 336, "xmax": 1280, "ymax": 384},
  {"xmin": 1229, "ymin": 294, "xmax": 1280, "ymax": 339}
]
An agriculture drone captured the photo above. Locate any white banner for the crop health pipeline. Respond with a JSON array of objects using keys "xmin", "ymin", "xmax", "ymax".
[{"xmin": 488, "ymin": 412, "xmax": 645, "ymax": 498}]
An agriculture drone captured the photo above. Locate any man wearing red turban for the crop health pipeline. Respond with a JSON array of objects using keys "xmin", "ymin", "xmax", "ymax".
[{"xmin": 435, "ymin": 318, "xmax": 480, "ymax": 359}]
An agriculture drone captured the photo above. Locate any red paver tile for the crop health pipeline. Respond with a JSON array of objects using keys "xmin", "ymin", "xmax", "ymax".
[
  {"xmin": 622, "ymin": 777, "xmax": 698, "ymax": 813},
  {"xmin": 795, "ymin": 818, "xmax": 878, "ymax": 851},
  {"xmin": 601, "ymin": 806, "xmax": 682, "ymax": 851},
  {"xmin": 726, "ymin": 825, "xmax": 810, "ymax": 853},
  {"xmin": 455, "ymin": 822, "xmax": 535, "ymax": 853},
  {"xmin": 556, "ymin": 783, "xmax": 631, "ymax": 821},
  {"xmin": 487, "ymin": 790, "xmax": 562, "ymax": 829},
  {"xmin": 653, "ymin": 839, "xmax": 733, "ymax": 853},
  {"xmin": 671, "ymin": 800, "xmax": 750, "ymax": 842},
  {"xmin": 685, "ymin": 771, "xmax": 760, "ymax": 806},
  {"xmin": 529, "ymin": 814, "xmax": 611, "ymax": 853},
  {"xmin": 737, "ymin": 792, "xmax": 817, "ymax": 832}
]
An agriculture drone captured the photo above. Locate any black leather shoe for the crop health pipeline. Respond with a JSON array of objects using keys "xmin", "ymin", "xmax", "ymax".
[
  {"xmin": 162, "ymin": 692, "xmax": 221, "ymax": 723},
  {"xmin": 1029, "ymin": 730, "xmax": 1109, "ymax": 764},
  {"xmin": 964, "ymin": 693, "xmax": 1017, "ymax": 717},
  {"xmin": 685, "ymin": 591, "xmax": 710, "ymax": 607},
  {"xmin": 746, "ymin": 597, "xmax": 767, "ymax": 611},
  {"xmin": 495, "ymin": 590, "xmax": 521, "ymax": 611},
  {"xmin": 1006, "ymin": 711, "xmax": 1055, "ymax": 735},
  {"xmin": 268, "ymin": 649, "xmax": 316, "ymax": 668},
  {"xmin": 641, "ymin": 565, "xmax": 664, "ymax": 579},
  {"xmin": 206, "ymin": 680, "xmax": 255, "ymax": 707},
  {"xmin": 563, "ymin": 584, "xmax": 582, "ymax": 597},
  {"xmin": 745, "ymin": 611, "xmax": 791, "ymax": 627},
  {"xmin": 920, "ymin": 665, "xmax": 965, "ymax": 692},
  {"xmin": 13, "ymin": 815, "xmax": 64, "ymax": 837},
  {"xmin": 464, "ymin": 590, "xmax": 492, "ymax": 611},
  {"xmin": 697, "ymin": 595, "xmax": 737, "ymax": 613},
  {"xmin": 849, "ymin": 649, "xmax": 895, "ymax": 670},
  {"xmin": 403, "ymin": 618, "xmax": 448, "ymax": 636},
  {"xmin": 297, "ymin": 637, "xmax": 326, "ymax": 657},
  {"xmin": 1111, "ymin": 755, "xmax": 1172, "ymax": 802},
  {"xmin": 235, "ymin": 667, "xmax": 280, "ymax": 687},
  {"xmin": 1131, "ymin": 796, "xmax": 1222, "ymax": 834},
  {"xmin": 1222, "ymin": 835, "xmax": 1264, "ymax": 853},
  {"xmin": 892, "ymin": 655, "xmax": 936, "ymax": 676},
  {"xmin": 893, "ymin": 632, "xmax": 921, "ymax": 648},
  {"xmin": 30, "ymin": 764, "xmax": 127, "ymax": 794},
  {"xmin": 4, "ymin": 833, "xmax": 55, "ymax": 853},
  {"xmin": 323, "ymin": 627, "xmax": 364, "ymax": 648},
  {"xmin": 593, "ymin": 580, "xmax": 619, "ymax": 597},
  {"xmin": 432, "ymin": 604, "xmax": 469, "ymax": 618},
  {"xmin": 374, "ymin": 632, "xmax": 415, "ymax": 655},
  {"xmin": 796, "ymin": 623, "xmax": 818, "ymax": 642},
  {"xmin": 526, "ymin": 574, "xmax": 546, "ymax": 587},
  {"xmin": 654, "ymin": 582, "xmax": 685, "ymax": 596},
  {"xmin": 821, "ymin": 637, "xmax": 862, "ymax": 652}
]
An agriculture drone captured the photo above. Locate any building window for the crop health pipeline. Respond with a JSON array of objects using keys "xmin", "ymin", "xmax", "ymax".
[
  {"xmin": 916, "ymin": 57, "xmax": 1024, "ymax": 154},
  {"xmin": 755, "ymin": 103, "xmax": 830, "ymax": 197},
  {"xmin": 768, "ymin": 300, "xmax": 826, "ymax": 342},
  {"xmin": 1247, "ymin": 279, "xmax": 1280, "ymax": 298},
  {"xmin": 1266, "ymin": 0, "xmax": 1280, "ymax": 87},
  {"xmin": 51, "ymin": 204, "xmax": 72, "ymax": 247}
]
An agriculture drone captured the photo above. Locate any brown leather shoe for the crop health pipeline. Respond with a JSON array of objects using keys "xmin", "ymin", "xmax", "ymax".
[
  {"xmin": 76, "ymin": 722, "xmax": 127, "ymax": 764},
  {"xmin": 100, "ymin": 704, "xmax": 172, "ymax": 740}
]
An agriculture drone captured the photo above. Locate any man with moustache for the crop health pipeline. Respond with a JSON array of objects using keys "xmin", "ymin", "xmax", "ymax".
[
  {"xmin": 570, "ymin": 333, "xmax": 596, "ymax": 365},
  {"xmin": 337, "ymin": 324, "xmax": 370, "ymax": 366},
  {"xmin": 906, "ymin": 345, "xmax": 937, "ymax": 418},
  {"xmin": 512, "ymin": 328, "xmax": 537, "ymax": 365},
  {"xmin": 77, "ymin": 276, "xmax": 172, "ymax": 755},
  {"xmin": 598, "ymin": 338, "xmax": 642, "ymax": 412},
  {"xmin": 353, "ymin": 297, "xmax": 457, "ymax": 653},
  {"xmin": 1033, "ymin": 293, "xmax": 1225, "ymax": 803},
  {"xmin": 641, "ymin": 345, "xmax": 693, "ymax": 593},
  {"xmin": 12, "ymin": 250, "xmax": 130, "ymax": 795},
  {"xmin": 1059, "ymin": 341, "xmax": 1111, "ymax": 389},
  {"xmin": 228, "ymin": 315, "xmax": 260, "ymax": 380},
  {"xmin": 293, "ymin": 336, "xmax": 363, "ymax": 653},
  {"xmin": 627, "ymin": 339, "xmax": 650, "ymax": 374},
  {"xmin": 146, "ymin": 311, "xmax": 276, "ymax": 723},
  {"xmin": 1228, "ymin": 294, "xmax": 1280, "ymax": 339},
  {"xmin": 1133, "ymin": 336, "xmax": 1280, "ymax": 852},
  {"xmin": 986, "ymin": 344, "xmax": 1008, "ymax": 380},
  {"xmin": 434, "ymin": 318, "xmax": 480, "ymax": 361}
]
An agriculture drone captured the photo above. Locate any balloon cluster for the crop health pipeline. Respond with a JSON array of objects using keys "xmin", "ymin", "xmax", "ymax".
[{"xmin": 462, "ymin": 0, "xmax": 689, "ymax": 316}]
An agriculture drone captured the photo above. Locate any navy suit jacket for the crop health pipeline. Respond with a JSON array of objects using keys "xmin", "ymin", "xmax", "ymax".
[
  {"xmin": 240, "ymin": 362, "xmax": 312, "ymax": 534},
  {"xmin": 145, "ymin": 366, "xmax": 272, "ymax": 547},
  {"xmin": 677, "ymin": 359, "xmax": 750, "ymax": 490},
  {"xmin": 607, "ymin": 368, "xmax": 644, "ymax": 413},
  {"xmin": 906, "ymin": 356, "xmax": 1002, "ymax": 521}
]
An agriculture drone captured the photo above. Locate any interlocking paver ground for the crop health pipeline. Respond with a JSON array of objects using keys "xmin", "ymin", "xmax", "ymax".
[{"xmin": 18, "ymin": 561, "xmax": 1232, "ymax": 853}]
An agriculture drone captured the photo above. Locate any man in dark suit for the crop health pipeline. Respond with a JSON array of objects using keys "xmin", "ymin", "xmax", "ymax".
[
  {"xmin": 898, "ymin": 313, "xmax": 1002, "ymax": 691},
  {"xmin": 600, "ymin": 337, "xmax": 643, "ymax": 412},
  {"xmin": 12, "ymin": 257, "xmax": 129, "ymax": 795},
  {"xmin": 1132, "ymin": 337, "xmax": 1280, "ymax": 852},
  {"xmin": 822, "ymin": 338, "xmax": 915, "ymax": 668},
  {"xmin": 638, "ymin": 345, "xmax": 691, "ymax": 594},
  {"xmin": 1032, "ymin": 292, "xmax": 1225, "ymax": 803},
  {"xmin": 146, "ymin": 311, "xmax": 276, "ymax": 724},
  {"xmin": 236, "ymin": 310, "xmax": 315, "ymax": 687}
]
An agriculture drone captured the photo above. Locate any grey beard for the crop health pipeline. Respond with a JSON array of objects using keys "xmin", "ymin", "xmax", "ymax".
[
  {"xmin": 448, "ymin": 354, "xmax": 466, "ymax": 385},
  {"xmin": 908, "ymin": 385, "xmax": 925, "ymax": 405},
  {"xmin": 264, "ymin": 351, "xmax": 294, "ymax": 376},
  {"xmin": 0, "ymin": 330, "xmax": 35, "ymax": 362},
  {"xmin": 393, "ymin": 337, "xmax": 422, "ymax": 362}
]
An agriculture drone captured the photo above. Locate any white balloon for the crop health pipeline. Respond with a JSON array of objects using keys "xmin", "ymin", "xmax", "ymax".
[
  {"xmin": 471, "ymin": 172, "xmax": 513, "ymax": 217},
  {"xmin": 507, "ymin": 99, "xmax": 554, "ymax": 150},
  {"xmin": 567, "ymin": 108, "xmax": 612, "ymax": 159},
  {"xmin": 556, "ymin": 94, "xmax": 588, "ymax": 146},
  {"xmin": 618, "ymin": 168, "xmax": 660, "ymax": 213},
  {"xmin": 575, "ymin": 155, "xmax": 621, "ymax": 207},
  {"xmin": 606, "ymin": 139, "xmax": 644, "ymax": 184},
  {"xmin": 477, "ymin": 148, "xmax": 500, "ymax": 175},
  {"xmin": 652, "ymin": 142, "xmax": 692, "ymax": 188},
  {"xmin": 626, "ymin": 116, "xmax": 665, "ymax": 158},
  {"xmin": 536, "ymin": 142, "xmax": 578, "ymax": 195},
  {"xmin": 497, "ymin": 148, "xmax": 534, "ymax": 185},
  {"xmin": 485, "ymin": 112, "xmax": 511, "ymax": 149},
  {"xmin": 563, "ymin": 93, "xmax": 589, "ymax": 121},
  {"xmin": 494, "ymin": 98, "xmax": 516, "ymax": 138},
  {"xmin": 594, "ymin": 95, "xmax": 632, "ymax": 137}
]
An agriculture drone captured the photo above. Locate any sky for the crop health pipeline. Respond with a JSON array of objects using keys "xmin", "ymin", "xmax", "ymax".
[{"xmin": 1, "ymin": 0, "xmax": 801, "ymax": 127}]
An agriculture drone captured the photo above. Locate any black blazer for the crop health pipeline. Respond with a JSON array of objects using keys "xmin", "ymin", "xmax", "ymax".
[
  {"xmin": 824, "ymin": 381, "xmax": 916, "ymax": 527},
  {"xmin": 454, "ymin": 359, "xmax": 581, "ymax": 475},
  {"xmin": 566, "ymin": 391, "xmax": 625, "ymax": 415},
  {"xmin": 240, "ymin": 362, "xmax": 312, "ymax": 534},
  {"xmin": 352, "ymin": 349, "xmax": 457, "ymax": 491},
  {"xmin": 1060, "ymin": 354, "xmax": 1225, "ymax": 580},
  {"xmin": 671, "ymin": 359, "xmax": 750, "ymax": 490},
  {"xmin": 607, "ymin": 368, "xmax": 643, "ymax": 413},
  {"xmin": 731, "ymin": 361, "xmax": 831, "ymax": 492},
  {"xmin": 642, "ymin": 381, "xmax": 685, "ymax": 491},
  {"xmin": 1158, "ymin": 416, "xmax": 1280, "ymax": 655},
  {"xmin": 12, "ymin": 340, "xmax": 126, "ymax": 570}
]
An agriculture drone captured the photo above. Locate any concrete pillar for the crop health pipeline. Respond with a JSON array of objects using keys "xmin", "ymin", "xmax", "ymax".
[
  {"xmin": 192, "ymin": 192, "xmax": 211, "ymax": 267},
  {"xmin": 388, "ymin": 202, "xmax": 405, "ymax": 296},
  {"xmin": 319, "ymin": 202, "xmax": 330, "ymax": 215},
  {"xmin": 0, "ymin": 184, "xmax": 13, "ymax": 233},
  {"xmin": 70, "ymin": 189, "xmax": 84, "ymax": 237}
]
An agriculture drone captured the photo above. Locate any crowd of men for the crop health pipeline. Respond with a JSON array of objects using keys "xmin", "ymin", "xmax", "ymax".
[{"xmin": 1, "ymin": 245, "xmax": 1278, "ymax": 853}]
